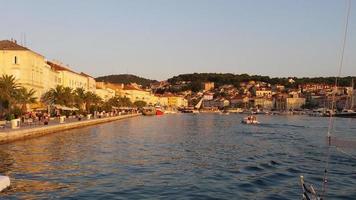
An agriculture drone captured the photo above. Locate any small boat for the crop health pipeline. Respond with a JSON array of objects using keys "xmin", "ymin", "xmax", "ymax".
[
  {"xmin": 181, "ymin": 109, "xmax": 199, "ymax": 114},
  {"xmin": 241, "ymin": 115, "xmax": 259, "ymax": 124},
  {"xmin": 142, "ymin": 107, "xmax": 156, "ymax": 116},
  {"xmin": 334, "ymin": 109, "xmax": 356, "ymax": 118},
  {"xmin": 156, "ymin": 109, "xmax": 164, "ymax": 115}
]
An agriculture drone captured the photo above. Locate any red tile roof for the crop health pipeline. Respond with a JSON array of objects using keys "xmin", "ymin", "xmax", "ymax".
[
  {"xmin": 47, "ymin": 61, "xmax": 79, "ymax": 75},
  {"xmin": 0, "ymin": 40, "xmax": 29, "ymax": 50}
]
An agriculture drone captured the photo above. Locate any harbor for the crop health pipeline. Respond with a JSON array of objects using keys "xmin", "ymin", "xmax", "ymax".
[
  {"xmin": 1, "ymin": 0, "xmax": 356, "ymax": 199},
  {"xmin": 0, "ymin": 114, "xmax": 355, "ymax": 199}
]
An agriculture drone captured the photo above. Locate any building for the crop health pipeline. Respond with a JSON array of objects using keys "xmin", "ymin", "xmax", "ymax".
[
  {"xmin": 230, "ymin": 95, "xmax": 250, "ymax": 108},
  {"xmin": 96, "ymin": 81, "xmax": 123, "ymax": 95},
  {"xmin": 273, "ymin": 93, "xmax": 306, "ymax": 111},
  {"xmin": 47, "ymin": 61, "xmax": 93, "ymax": 91},
  {"xmin": 95, "ymin": 88, "xmax": 115, "ymax": 101},
  {"xmin": 202, "ymin": 82, "xmax": 214, "ymax": 91},
  {"xmin": 203, "ymin": 98, "xmax": 229, "ymax": 109},
  {"xmin": 156, "ymin": 95, "xmax": 169, "ymax": 107},
  {"xmin": 0, "ymin": 40, "xmax": 60, "ymax": 98},
  {"xmin": 286, "ymin": 97, "xmax": 306, "ymax": 110},
  {"xmin": 273, "ymin": 93, "xmax": 288, "ymax": 111},
  {"xmin": 300, "ymin": 83, "xmax": 332, "ymax": 93},
  {"xmin": 167, "ymin": 95, "xmax": 188, "ymax": 108},
  {"xmin": 254, "ymin": 97, "xmax": 273, "ymax": 110},
  {"xmin": 119, "ymin": 84, "xmax": 158, "ymax": 105},
  {"xmin": 81, "ymin": 73, "xmax": 96, "ymax": 92},
  {"xmin": 255, "ymin": 89, "xmax": 272, "ymax": 98},
  {"xmin": 272, "ymin": 84, "xmax": 285, "ymax": 91}
]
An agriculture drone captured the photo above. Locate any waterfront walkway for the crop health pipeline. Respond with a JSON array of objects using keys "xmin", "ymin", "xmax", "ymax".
[{"xmin": 0, "ymin": 113, "xmax": 141, "ymax": 144}]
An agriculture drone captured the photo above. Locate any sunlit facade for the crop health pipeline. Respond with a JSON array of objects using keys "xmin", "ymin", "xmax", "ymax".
[{"xmin": 0, "ymin": 40, "xmax": 59, "ymax": 99}]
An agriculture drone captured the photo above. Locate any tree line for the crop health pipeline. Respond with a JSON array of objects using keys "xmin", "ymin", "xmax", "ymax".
[
  {"xmin": 95, "ymin": 74, "xmax": 158, "ymax": 88},
  {"xmin": 167, "ymin": 73, "xmax": 355, "ymax": 92},
  {"xmin": 0, "ymin": 75, "xmax": 147, "ymax": 120}
]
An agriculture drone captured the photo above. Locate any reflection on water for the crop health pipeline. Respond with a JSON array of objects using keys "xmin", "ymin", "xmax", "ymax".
[{"xmin": 0, "ymin": 114, "xmax": 356, "ymax": 199}]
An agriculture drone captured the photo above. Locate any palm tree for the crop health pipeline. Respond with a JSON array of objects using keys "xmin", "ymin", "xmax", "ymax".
[
  {"xmin": 0, "ymin": 75, "xmax": 19, "ymax": 113},
  {"xmin": 74, "ymin": 88, "xmax": 86, "ymax": 111},
  {"xmin": 41, "ymin": 85, "xmax": 74, "ymax": 106},
  {"xmin": 16, "ymin": 87, "xmax": 37, "ymax": 112},
  {"xmin": 84, "ymin": 91, "xmax": 102, "ymax": 113}
]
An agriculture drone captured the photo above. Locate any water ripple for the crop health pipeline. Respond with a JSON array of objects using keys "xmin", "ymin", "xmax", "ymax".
[{"xmin": 0, "ymin": 114, "xmax": 355, "ymax": 199}]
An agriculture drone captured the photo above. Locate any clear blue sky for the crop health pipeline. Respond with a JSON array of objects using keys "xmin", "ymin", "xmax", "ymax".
[{"xmin": 1, "ymin": 0, "xmax": 355, "ymax": 80}]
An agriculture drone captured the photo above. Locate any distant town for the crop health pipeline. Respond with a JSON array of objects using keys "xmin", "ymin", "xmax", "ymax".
[{"xmin": 0, "ymin": 39, "xmax": 355, "ymax": 120}]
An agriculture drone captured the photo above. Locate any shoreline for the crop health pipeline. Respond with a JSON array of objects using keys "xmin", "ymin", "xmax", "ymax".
[{"xmin": 0, "ymin": 113, "xmax": 141, "ymax": 144}]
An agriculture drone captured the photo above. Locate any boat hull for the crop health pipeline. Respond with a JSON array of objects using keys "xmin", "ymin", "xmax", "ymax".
[
  {"xmin": 334, "ymin": 112, "xmax": 356, "ymax": 118},
  {"xmin": 156, "ymin": 109, "xmax": 164, "ymax": 115}
]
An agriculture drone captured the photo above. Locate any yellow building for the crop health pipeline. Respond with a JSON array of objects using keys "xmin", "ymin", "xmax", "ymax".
[
  {"xmin": 166, "ymin": 94, "xmax": 188, "ymax": 108},
  {"xmin": 254, "ymin": 97, "xmax": 273, "ymax": 110},
  {"xmin": 156, "ymin": 95, "xmax": 169, "ymax": 107},
  {"xmin": 95, "ymin": 88, "xmax": 115, "ymax": 101},
  {"xmin": 0, "ymin": 40, "xmax": 60, "ymax": 98},
  {"xmin": 286, "ymin": 97, "xmax": 306, "ymax": 110},
  {"xmin": 96, "ymin": 82, "xmax": 123, "ymax": 95},
  {"xmin": 81, "ymin": 73, "xmax": 96, "ymax": 92},
  {"xmin": 119, "ymin": 84, "xmax": 158, "ymax": 105},
  {"xmin": 47, "ymin": 61, "xmax": 95, "ymax": 92}
]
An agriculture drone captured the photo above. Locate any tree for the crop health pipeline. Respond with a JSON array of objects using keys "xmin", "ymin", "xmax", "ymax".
[
  {"xmin": 133, "ymin": 100, "xmax": 147, "ymax": 108},
  {"xmin": 0, "ymin": 75, "xmax": 38, "ymax": 119},
  {"xmin": 41, "ymin": 85, "xmax": 74, "ymax": 106},
  {"xmin": 0, "ymin": 75, "xmax": 21, "ymax": 118},
  {"xmin": 84, "ymin": 91, "xmax": 102, "ymax": 113},
  {"xmin": 74, "ymin": 88, "xmax": 86, "ymax": 111},
  {"xmin": 16, "ymin": 87, "xmax": 37, "ymax": 112},
  {"xmin": 0, "ymin": 75, "xmax": 19, "ymax": 110}
]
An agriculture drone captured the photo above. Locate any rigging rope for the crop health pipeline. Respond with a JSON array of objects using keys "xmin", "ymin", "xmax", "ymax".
[{"xmin": 321, "ymin": 0, "xmax": 352, "ymax": 198}]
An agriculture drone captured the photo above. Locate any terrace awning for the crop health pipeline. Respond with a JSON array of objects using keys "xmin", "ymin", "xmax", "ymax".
[{"xmin": 53, "ymin": 104, "xmax": 79, "ymax": 111}]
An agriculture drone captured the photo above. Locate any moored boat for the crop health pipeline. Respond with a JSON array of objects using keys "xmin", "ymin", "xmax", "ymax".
[
  {"xmin": 334, "ymin": 109, "xmax": 356, "ymax": 118},
  {"xmin": 142, "ymin": 107, "xmax": 156, "ymax": 116},
  {"xmin": 156, "ymin": 109, "xmax": 164, "ymax": 115}
]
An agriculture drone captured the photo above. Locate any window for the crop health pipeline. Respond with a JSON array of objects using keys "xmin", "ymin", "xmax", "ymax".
[{"xmin": 14, "ymin": 56, "xmax": 18, "ymax": 64}]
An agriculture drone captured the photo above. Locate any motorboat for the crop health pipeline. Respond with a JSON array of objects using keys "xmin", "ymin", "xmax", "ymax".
[
  {"xmin": 156, "ymin": 109, "xmax": 164, "ymax": 115},
  {"xmin": 155, "ymin": 106, "xmax": 164, "ymax": 115},
  {"xmin": 241, "ymin": 115, "xmax": 259, "ymax": 124},
  {"xmin": 142, "ymin": 107, "xmax": 156, "ymax": 116},
  {"xmin": 334, "ymin": 109, "xmax": 356, "ymax": 118}
]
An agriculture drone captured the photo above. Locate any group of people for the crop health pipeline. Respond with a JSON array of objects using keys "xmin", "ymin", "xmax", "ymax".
[
  {"xmin": 21, "ymin": 111, "xmax": 50, "ymax": 125},
  {"xmin": 246, "ymin": 115, "xmax": 257, "ymax": 121}
]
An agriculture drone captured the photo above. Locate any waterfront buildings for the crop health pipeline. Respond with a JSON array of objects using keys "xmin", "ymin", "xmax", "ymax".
[
  {"xmin": 0, "ymin": 40, "xmax": 60, "ymax": 98},
  {"xmin": 254, "ymin": 97, "xmax": 273, "ymax": 110},
  {"xmin": 166, "ymin": 95, "xmax": 188, "ymax": 108},
  {"xmin": 203, "ymin": 98, "xmax": 229, "ymax": 109},
  {"xmin": 119, "ymin": 84, "xmax": 157, "ymax": 105},
  {"xmin": 0, "ymin": 40, "xmax": 98, "ymax": 102},
  {"xmin": 47, "ymin": 61, "xmax": 95, "ymax": 92},
  {"xmin": 2, "ymin": 39, "xmax": 354, "ymax": 112}
]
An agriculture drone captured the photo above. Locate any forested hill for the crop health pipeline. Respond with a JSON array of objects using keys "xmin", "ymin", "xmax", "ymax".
[
  {"xmin": 95, "ymin": 74, "xmax": 158, "ymax": 87},
  {"xmin": 167, "ymin": 73, "xmax": 356, "ymax": 88}
]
